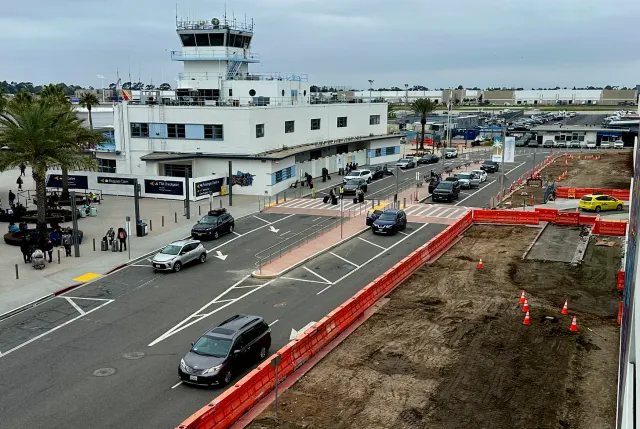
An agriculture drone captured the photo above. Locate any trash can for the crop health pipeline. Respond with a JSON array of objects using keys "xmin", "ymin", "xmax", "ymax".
[
  {"xmin": 89, "ymin": 207, "xmax": 98, "ymax": 217},
  {"xmin": 136, "ymin": 222, "xmax": 148, "ymax": 237},
  {"xmin": 79, "ymin": 209, "xmax": 87, "ymax": 218}
]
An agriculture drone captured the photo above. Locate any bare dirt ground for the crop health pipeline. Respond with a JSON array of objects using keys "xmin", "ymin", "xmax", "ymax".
[
  {"xmin": 505, "ymin": 151, "xmax": 632, "ymax": 206},
  {"xmin": 246, "ymin": 225, "xmax": 621, "ymax": 429}
]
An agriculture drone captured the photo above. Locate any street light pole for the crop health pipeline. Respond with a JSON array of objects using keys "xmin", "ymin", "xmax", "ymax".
[
  {"xmin": 499, "ymin": 127, "xmax": 506, "ymax": 206},
  {"xmin": 404, "ymin": 84, "xmax": 409, "ymax": 106},
  {"xmin": 395, "ymin": 165, "xmax": 399, "ymax": 207},
  {"xmin": 368, "ymin": 79, "xmax": 374, "ymax": 103}
]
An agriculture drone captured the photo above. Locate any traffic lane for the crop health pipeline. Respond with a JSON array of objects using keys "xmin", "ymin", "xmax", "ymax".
[{"xmin": 146, "ymin": 222, "xmax": 446, "ymax": 428}]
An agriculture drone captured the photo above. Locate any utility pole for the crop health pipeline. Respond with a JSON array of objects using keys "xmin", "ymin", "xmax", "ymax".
[
  {"xmin": 499, "ymin": 127, "xmax": 506, "ymax": 206},
  {"xmin": 228, "ymin": 160, "xmax": 233, "ymax": 206},
  {"xmin": 70, "ymin": 191, "xmax": 80, "ymax": 257},
  {"xmin": 404, "ymin": 84, "xmax": 409, "ymax": 106},
  {"xmin": 368, "ymin": 80, "xmax": 374, "ymax": 103},
  {"xmin": 184, "ymin": 175, "xmax": 191, "ymax": 219},
  {"xmin": 395, "ymin": 165, "xmax": 399, "ymax": 207}
]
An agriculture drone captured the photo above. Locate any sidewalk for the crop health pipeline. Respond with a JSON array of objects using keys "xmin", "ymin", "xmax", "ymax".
[{"xmin": 0, "ymin": 167, "xmax": 261, "ymax": 316}]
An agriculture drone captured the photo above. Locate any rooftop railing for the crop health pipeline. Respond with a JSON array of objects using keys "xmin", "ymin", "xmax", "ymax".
[
  {"xmin": 127, "ymin": 96, "xmax": 383, "ymax": 108},
  {"xmin": 171, "ymin": 51, "xmax": 260, "ymax": 61},
  {"xmin": 178, "ymin": 72, "xmax": 308, "ymax": 82}
]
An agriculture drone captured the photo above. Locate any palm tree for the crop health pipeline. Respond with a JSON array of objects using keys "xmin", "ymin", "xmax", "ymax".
[
  {"xmin": 39, "ymin": 84, "xmax": 68, "ymax": 104},
  {"xmin": 13, "ymin": 90, "xmax": 34, "ymax": 105},
  {"xmin": 0, "ymin": 99, "xmax": 97, "ymax": 235},
  {"xmin": 79, "ymin": 93, "xmax": 99, "ymax": 130},
  {"xmin": 411, "ymin": 98, "xmax": 438, "ymax": 151}
]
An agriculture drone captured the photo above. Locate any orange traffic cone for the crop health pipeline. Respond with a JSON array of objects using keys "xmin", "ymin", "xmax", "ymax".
[
  {"xmin": 561, "ymin": 300, "xmax": 568, "ymax": 315},
  {"xmin": 519, "ymin": 290, "xmax": 526, "ymax": 305},
  {"xmin": 523, "ymin": 311, "xmax": 531, "ymax": 325},
  {"xmin": 570, "ymin": 315, "xmax": 578, "ymax": 332},
  {"xmin": 477, "ymin": 259, "xmax": 483, "ymax": 269},
  {"xmin": 522, "ymin": 299, "xmax": 529, "ymax": 312}
]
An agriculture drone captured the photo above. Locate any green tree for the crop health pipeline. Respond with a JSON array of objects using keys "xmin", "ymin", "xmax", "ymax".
[
  {"xmin": 0, "ymin": 100, "xmax": 98, "ymax": 235},
  {"xmin": 79, "ymin": 93, "xmax": 99, "ymax": 130},
  {"xmin": 411, "ymin": 98, "xmax": 438, "ymax": 151},
  {"xmin": 13, "ymin": 90, "xmax": 34, "ymax": 105},
  {"xmin": 39, "ymin": 84, "xmax": 68, "ymax": 103}
]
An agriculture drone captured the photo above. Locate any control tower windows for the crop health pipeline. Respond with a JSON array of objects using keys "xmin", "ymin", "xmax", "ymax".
[
  {"xmin": 209, "ymin": 33, "xmax": 224, "ymax": 46},
  {"xmin": 195, "ymin": 33, "xmax": 209, "ymax": 47},
  {"xmin": 227, "ymin": 33, "xmax": 252, "ymax": 48},
  {"xmin": 180, "ymin": 34, "xmax": 196, "ymax": 47}
]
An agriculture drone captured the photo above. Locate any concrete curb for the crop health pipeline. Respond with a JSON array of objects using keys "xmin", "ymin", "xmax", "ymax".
[
  {"xmin": 521, "ymin": 221, "xmax": 549, "ymax": 260},
  {"xmin": 251, "ymin": 226, "xmax": 370, "ymax": 279}
]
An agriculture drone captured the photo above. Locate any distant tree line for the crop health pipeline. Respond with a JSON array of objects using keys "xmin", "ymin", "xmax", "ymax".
[{"xmin": 1, "ymin": 81, "xmax": 173, "ymax": 95}]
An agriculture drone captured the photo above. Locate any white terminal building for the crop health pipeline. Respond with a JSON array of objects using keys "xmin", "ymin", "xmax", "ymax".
[{"xmin": 103, "ymin": 16, "xmax": 396, "ymax": 197}]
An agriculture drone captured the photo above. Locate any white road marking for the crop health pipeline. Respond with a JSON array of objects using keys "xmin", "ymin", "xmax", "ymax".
[
  {"xmin": 231, "ymin": 231, "xmax": 242, "ymax": 237},
  {"xmin": 252, "ymin": 215, "xmax": 272, "ymax": 224},
  {"xmin": 358, "ymin": 237, "xmax": 387, "ymax": 250},
  {"xmin": 269, "ymin": 320, "xmax": 279, "ymax": 327},
  {"xmin": 397, "ymin": 231, "xmax": 410, "ymax": 236},
  {"xmin": 206, "ymin": 214, "xmax": 295, "ymax": 254},
  {"xmin": 317, "ymin": 223, "xmax": 430, "ymax": 295},
  {"xmin": 171, "ymin": 381, "xmax": 183, "ymax": 389},
  {"xmin": 311, "ymin": 217, "xmax": 323, "ymax": 222},
  {"xmin": 232, "ymin": 284, "xmax": 264, "ymax": 289},
  {"xmin": 279, "ymin": 231, "xmax": 292, "ymax": 237},
  {"xmin": 64, "ymin": 297, "xmax": 86, "ymax": 316},
  {"xmin": 131, "ymin": 264, "xmax": 153, "ymax": 267},
  {"xmin": 455, "ymin": 179, "xmax": 497, "ymax": 206},
  {"xmin": 303, "ymin": 266, "xmax": 332, "ymax": 284},
  {"xmin": 330, "ymin": 252, "xmax": 360, "ymax": 267},
  {"xmin": 280, "ymin": 276, "xmax": 331, "ymax": 285}
]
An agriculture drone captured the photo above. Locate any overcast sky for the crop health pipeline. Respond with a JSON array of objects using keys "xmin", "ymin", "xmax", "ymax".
[{"xmin": 2, "ymin": 0, "xmax": 638, "ymax": 89}]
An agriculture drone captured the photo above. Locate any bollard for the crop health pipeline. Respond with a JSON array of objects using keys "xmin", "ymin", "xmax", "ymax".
[
  {"xmin": 93, "ymin": 238, "xmax": 96, "ymax": 251},
  {"xmin": 403, "ymin": 197, "xmax": 406, "ymax": 208},
  {"xmin": 162, "ymin": 215, "xmax": 165, "ymax": 227},
  {"xmin": 276, "ymin": 194, "xmax": 279, "ymax": 205},
  {"xmin": 371, "ymin": 200, "xmax": 374, "ymax": 209},
  {"xmin": 175, "ymin": 212, "xmax": 177, "ymax": 223},
  {"xmin": 219, "ymin": 199, "xmax": 222, "ymax": 208},
  {"xmin": 199, "ymin": 206, "xmax": 201, "ymax": 216},
  {"xmin": 15, "ymin": 263, "xmax": 19, "ymax": 279},
  {"xmin": 284, "ymin": 191, "xmax": 287, "ymax": 202},
  {"xmin": 269, "ymin": 196, "xmax": 272, "ymax": 207},
  {"xmin": 149, "ymin": 219, "xmax": 153, "ymax": 231},
  {"xmin": 58, "ymin": 249, "xmax": 61, "ymax": 264}
]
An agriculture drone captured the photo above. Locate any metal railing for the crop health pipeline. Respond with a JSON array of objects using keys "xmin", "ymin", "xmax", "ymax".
[
  {"xmin": 127, "ymin": 96, "xmax": 383, "ymax": 108},
  {"xmin": 171, "ymin": 51, "xmax": 260, "ymax": 62},
  {"xmin": 178, "ymin": 72, "xmax": 308, "ymax": 82}
]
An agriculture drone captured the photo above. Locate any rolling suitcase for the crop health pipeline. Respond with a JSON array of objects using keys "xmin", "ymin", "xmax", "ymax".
[
  {"xmin": 327, "ymin": 175, "xmax": 331, "ymax": 180},
  {"xmin": 323, "ymin": 195, "xmax": 329, "ymax": 204},
  {"xmin": 353, "ymin": 197, "xmax": 358, "ymax": 204},
  {"xmin": 331, "ymin": 196, "xmax": 338, "ymax": 205}
]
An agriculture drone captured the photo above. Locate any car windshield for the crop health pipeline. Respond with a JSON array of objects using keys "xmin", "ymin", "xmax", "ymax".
[
  {"xmin": 378, "ymin": 213, "xmax": 396, "ymax": 221},
  {"xmin": 581, "ymin": 196, "xmax": 593, "ymax": 202},
  {"xmin": 483, "ymin": 161, "xmax": 496, "ymax": 165},
  {"xmin": 472, "ymin": 170, "xmax": 483, "ymax": 175},
  {"xmin": 457, "ymin": 173, "xmax": 472, "ymax": 179},
  {"xmin": 199, "ymin": 216, "xmax": 218, "ymax": 224},
  {"xmin": 372, "ymin": 209, "xmax": 383, "ymax": 215},
  {"xmin": 398, "ymin": 159, "xmax": 409, "ymax": 163},
  {"xmin": 160, "ymin": 245, "xmax": 182, "ymax": 255},
  {"xmin": 437, "ymin": 182, "xmax": 453, "ymax": 189},
  {"xmin": 191, "ymin": 335, "xmax": 232, "ymax": 358},
  {"xmin": 346, "ymin": 179, "xmax": 361, "ymax": 186},
  {"xmin": 348, "ymin": 171, "xmax": 361, "ymax": 176}
]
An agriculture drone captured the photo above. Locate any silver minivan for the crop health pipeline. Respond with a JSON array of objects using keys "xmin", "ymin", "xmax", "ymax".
[{"xmin": 152, "ymin": 239, "xmax": 207, "ymax": 272}]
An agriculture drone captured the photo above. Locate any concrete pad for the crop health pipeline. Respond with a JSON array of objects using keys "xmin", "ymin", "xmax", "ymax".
[{"xmin": 526, "ymin": 224, "xmax": 590, "ymax": 263}]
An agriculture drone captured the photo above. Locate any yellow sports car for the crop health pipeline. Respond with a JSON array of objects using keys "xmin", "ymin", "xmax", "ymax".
[{"xmin": 578, "ymin": 194, "xmax": 624, "ymax": 212}]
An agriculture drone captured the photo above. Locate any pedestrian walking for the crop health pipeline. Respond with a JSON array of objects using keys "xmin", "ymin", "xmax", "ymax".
[
  {"xmin": 339, "ymin": 186, "xmax": 344, "ymax": 200},
  {"xmin": 20, "ymin": 237, "xmax": 31, "ymax": 263},
  {"xmin": 44, "ymin": 239, "xmax": 53, "ymax": 263},
  {"xmin": 16, "ymin": 176, "xmax": 23, "ymax": 191},
  {"xmin": 62, "ymin": 231, "xmax": 72, "ymax": 256},
  {"xmin": 8, "ymin": 190, "xmax": 15, "ymax": 207},
  {"xmin": 19, "ymin": 163, "xmax": 26, "ymax": 176},
  {"xmin": 117, "ymin": 227, "xmax": 127, "ymax": 251}
]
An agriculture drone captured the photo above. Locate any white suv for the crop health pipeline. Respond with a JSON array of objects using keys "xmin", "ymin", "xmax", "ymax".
[
  {"xmin": 343, "ymin": 169, "xmax": 372, "ymax": 183},
  {"xmin": 613, "ymin": 140, "xmax": 624, "ymax": 149},
  {"xmin": 600, "ymin": 142, "xmax": 610, "ymax": 149}
]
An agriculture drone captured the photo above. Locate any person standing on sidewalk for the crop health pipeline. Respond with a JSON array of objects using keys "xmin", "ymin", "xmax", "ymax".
[
  {"xmin": 8, "ymin": 190, "xmax": 15, "ymax": 207},
  {"xmin": 118, "ymin": 227, "xmax": 127, "ymax": 252},
  {"xmin": 16, "ymin": 176, "xmax": 23, "ymax": 191},
  {"xmin": 19, "ymin": 163, "xmax": 26, "ymax": 176},
  {"xmin": 44, "ymin": 239, "xmax": 54, "ymax": 263},
  {"xmin": 62, "ymin": 231, "xmax": 72, "ymax": 256},
  {"xmin": 339, "ymin": 185, "xmax": 344, "ymax": 200}
]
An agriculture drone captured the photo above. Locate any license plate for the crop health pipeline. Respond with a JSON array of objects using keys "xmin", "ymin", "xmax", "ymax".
[{"xmin": 190, "ymin": 375, "xmax": 197, "ymax": 381}]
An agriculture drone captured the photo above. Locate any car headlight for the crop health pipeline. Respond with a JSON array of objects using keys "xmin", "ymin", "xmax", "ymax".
[
  {"xmin": 202, "ymin": 365, "xmax": 223, "ymax": 375},
  {"xmin": 180, "ymin": 359, "xmax": 190, "ymax": 372},
  {"xmin": 384, "ymin": 224, "xmax": 393, "ymax": 228}
]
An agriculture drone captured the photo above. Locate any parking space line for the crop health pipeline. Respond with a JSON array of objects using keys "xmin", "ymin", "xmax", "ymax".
[
  {"xmin": 397, "ymin": 231, "xmax": 409, "ymax": 236},
  {"xmin": 252, "ymin": 215, "xmax": 272, "ymax": 224},
  {"xmin": 131, "ymin": 264, "xmax": 153, "ymax": 267},
  {"xmin": 63, "ymin": 297, "xmax": 86, "ymax": 316},
  {"xmin": 280, "ymin": 276, "xmax": 330, "ymax": 285},
  {"xmin": 358, "ymin": 237, "xmax": 387, "ymax": 250},
  {"xmin": 171, "ymin": 381, "xmax": 183, "ymax": 389},
  {"xmin": 303, "ymin": 267, "xmax": 332, "ymax": 284},
  {"xmin": 269, "ymin": 320, "xmax": 279, "ymax": 327},
  {"xmin": 231, "ymin": 231, "xmax": 242, "ymax": 237},
  {"xmin": 330, "ymin": 252, "xmax": 360, "ymax": 268},
  {"xmin": 232, "ymin": 284, "xmax": 264, "ymax": 289},
  {"xmin": 207, "ymin": 214, "xmax": 295, "ymax": 254},
  {"xmin": 317, "ymin": 223, "xmax": 430, "ymax": 295},
  {"xmin": 311, "ymin": 217, "xmax": 323, "ymax": 222}
]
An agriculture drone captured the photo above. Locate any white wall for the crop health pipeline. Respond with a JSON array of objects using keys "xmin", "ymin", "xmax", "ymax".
[{"xmin": 515, "ymin": 89, "xmax": 602, "ymax": 102}]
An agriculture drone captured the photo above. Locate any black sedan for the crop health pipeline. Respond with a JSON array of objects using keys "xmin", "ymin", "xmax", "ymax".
[
  {"xmin": 191, "ymin": 208, "xmax": 235, "ymax": 240},
  {"xmin": 342, "ymin": 178, "xmax": 368, "ymax": 195},
  {"xmin": 371, "ymin": 166, "xmax": 394, "ymax": 180},
  {"xmin": 417, "ymin": 154, "xmax": 440, "ymax": 164}
]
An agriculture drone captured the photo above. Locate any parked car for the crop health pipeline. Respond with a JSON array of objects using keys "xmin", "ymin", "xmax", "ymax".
[
  {"xmin": 371, "ymin": 166, "xmax": 394, "ymax": 180},
  {"xmin": 444, "ymin": 148, "xmax": 458, "ymax": 158},
  {"xmin": 542, "ymin": 140, "xmax": 554, "ymax": 148},
  {"xmin": 578, "ymin": 194, "xmax": 624, "ymax": 213},
  {"xmin": 432, "ymin": 181, "xmax": 460, "ymax": 202},
  {"xmin": 613, "ymin": 140, "xmax": 624, "ymax": 149},
  {"xmin": 569, "ymin": 140, "xmax": 581, "ymax": 148},
  {"xmin": 600, "ymin": 142, "xmax": 611, "ymax": 149},
  {"xmin": 556, "ymin": 141, "xmax": 566, "ymax": 148},
  {"xmin": 178, "ymin": 314, "xmax": 272, "ymax": 386},
  {"xmin": 480, "ymin": 160, "xmax": 500, "ymax": 173},
  {"xmin": 399, "ymin": 136, "xmax": 407, "ymax": 144},
  {"xmin": 527, "ymin": 140, "xmax": 539, "ymax": 147},
  {"xmin": 417, "ymin": 154, "xmax": 439, "ymax": 165},
  {"xmin": 371, "ymin": 209, "xmax": 407, "ymax": 235},
  {"xmin": 455, "ymin": 172, "xmax": 480, "ymax": 189},
  {"xmin": 191, "ymin": 208, "xmax": 235, "ymax": 240},
  {"xmin": 471, "ymin": 169, "xmax": 487, "ymax": 183},
  {"xmin": 586, "ymin": 141, "xmax": 596, "ymax": 149},
  {"xmin": 395, "ymin": 158, "xmax": 415, "ymax": 169},
  {"xmin": 343, "ymin": 169, "xmax": 372, "ymax": 183},
  {"xmin": 366, "ymin": 208, "xmax": 385, "ymax": 226},
  {"xmin": 152, "ymin": 239, "xmax": 207, "ymax": 272},
  {"xmin": 342, "ymin": 178, "xmax": 368, "ymax": 195}
]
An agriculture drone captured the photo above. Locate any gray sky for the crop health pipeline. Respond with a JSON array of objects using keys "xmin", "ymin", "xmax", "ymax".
[{"xmin": 1, "ymin": 0, "xmax": 638, "ymax": 89}]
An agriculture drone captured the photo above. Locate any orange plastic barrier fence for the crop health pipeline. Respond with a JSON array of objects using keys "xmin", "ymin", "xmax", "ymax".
[
  {"xmin": 593, "ymin": 219, "xmax": 627, "ymax": 236},
  {"xmin": 617, "ymin": 271, "xmax": 625, "ymax": 292},
  {"xmin": 618, "ymin": 301, "xmax": 623, "ymax": 325},
  {"xmin": 472, "ymin": 209, "xmax": 540, "ymax": 225},
  {"xmin": 176, "ymin": 212, "xmax": 474, "ymax": 429},
  {"xmin": 554, "ymin": 211, "xmax": 580, "ymax": 226},
  {"xmin": 556, "ymin": 187, "xmax": 630, "ymax": 201},
  {"xmin": 578, "ymin": 215, "xmax": 597, "ymax": 226},
  {"xmin": 534, "ymin": 208, "xmax": 559, "ymax": 222}
]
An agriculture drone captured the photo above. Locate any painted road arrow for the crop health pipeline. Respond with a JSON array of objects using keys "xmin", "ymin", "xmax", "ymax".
[
  {"xmin": 214, "ymin": 251, "xmax": 228, "ymax": 261},
  {"xmin": 289, "ymin": 321, "xmax": 317, "ymax": 341},
  {"xmin": 268, "ymin": 226, "xmax": 280, "ymax": 233}
]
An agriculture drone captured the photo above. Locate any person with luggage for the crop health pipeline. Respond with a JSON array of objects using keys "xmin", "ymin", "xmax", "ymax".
[
  {"xmin": 117, "ymin": 227, "xmax": 127, "ymax": 251},
  {"xmin": 20, "ymin": 237, "xmax": 31, "ymax": 263},
  {"xmin": 44, "ymin": 239, "xmax": 54, "ymax": 263},
  {"xmin": 106, "ymin": 227, "xmax": 116, "ymax": 248},
  {"xmin": 356, "ymin": 188, "xmax": 365, "ymax": 203}
]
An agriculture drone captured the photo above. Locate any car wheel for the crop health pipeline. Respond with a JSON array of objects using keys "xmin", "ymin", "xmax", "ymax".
[
  {"xmin": 173, "ymin": 262, "xmax": 182, "ymax": 273},
  {"xmin": 229, "ymin": 223, "xmax": 234, "ymax": 233},
  {"xmin": 213, "ymin": 230, "xmax": 219, "ymax": 240},
  {"xmin": 199, "ymin": 253, "xmax": 206, "ymax": 263},
  {"xmin": 222, "ymin": 370, "xmax": 232, "ymax": 386},
  {"xmin": 595, "ymin": 206, "xmax": 601, "ymax": 213},
  {"xmin": 617, "ymin": 204, "xmax": 623, "ymax": 211},
  {"xmin": 259, "ymin": 345, "xmax": 268, "ymax": 360},
  {"xmin": 367, "ymin": 178, "xmax": 371, "ymax": 184},
  {"xmin": 401, "ymin": 222, "xmax": 407, "ymax": 231}
]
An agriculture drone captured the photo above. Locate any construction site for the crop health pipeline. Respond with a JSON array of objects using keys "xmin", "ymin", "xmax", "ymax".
[{"xmin": 246, "ymin": 224, "xmax": 621, "ymax": 429}]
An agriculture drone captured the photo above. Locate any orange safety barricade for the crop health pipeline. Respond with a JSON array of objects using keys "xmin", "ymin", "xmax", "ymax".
[
  {"xmin": 578, "ymin": 215, "xmax": 597, "ymax": 226},
  {"xmin": 472, "ymin": 209, "xmax": 540, "ymax": 225},
  {"xmin": 594, "ymin": 219, "xmax": 627, "ymax": 236},
  {"xmin": 556, "ymin": 188, "xmax": 569, "ymax": 198},
  {"xmin": 534, "ymin": 208, "xmax": 559, "ymax": 222},
  {"xmin": 617, "ymin": 271, "xmax": 625, "ymax": 292},
  {"xmin": 556, "ymin": 187, "xmax": 631, "ymax": 201},
  {"xmin": 618, "ymin": 301, "xmax": 623, "ymax": 325},
  {"xmin": 555, "ymin": 211, "xmax": 580, "ymax": 226}
]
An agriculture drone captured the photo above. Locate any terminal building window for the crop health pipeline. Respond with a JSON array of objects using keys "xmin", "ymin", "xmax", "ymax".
[
  {"xmin": 310, "ymin": 118, "xmax": 321, "ymax": 130},
  {"xmin": 256, "ymin": 124, "xmax": 265, "ymax": 138},
  {"xmin": 130, "ymin": 123, "xmax": 149, "ymax": 137},
  {"xmin": 285, "ymin": 121, "xmax": 295, "ymax": 134},
  {"xmin": 97, "ymin": 158, "xmax": 116, "ymax": 173},
  {"xmin": 163, "ymin": 164, "xmax": 192, "ymax": 178},
  {"xmin": 337, "ymin": 116, "xmax": 347, "ymax": 128},
  {"xmin": 204, "ymin": 124, "xmax": 224, "ymax": 140},
  {"xmin": 370, "ymin": 115, "xmax": 381, "ymax": 125},
  {"xmin": 167, "ymin": 124, "xmax": 186, "ymax": 138},
  {"xmin": 272, "ymin": 166, "xmax": 296, "ymax": 184}
]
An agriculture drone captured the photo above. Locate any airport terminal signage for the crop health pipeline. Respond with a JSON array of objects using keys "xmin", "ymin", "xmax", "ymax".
[
  {"xmin": 46, "ymin": 174, "xmax": 88, "ymax": 190},
  {"xmin": 144, "ymin": 179, "xmax": 184, "ymax": 196},
  {"xmin": 194, "ymin": 178, "xmax": 224, "ymax": 197},
  {"xmin": 98, "ymin": 176, "xmax": 136, "ymax": 186}
]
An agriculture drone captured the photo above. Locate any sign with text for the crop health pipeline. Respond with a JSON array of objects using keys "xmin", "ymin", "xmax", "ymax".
[
  {"xmin": 504, "ymin": 136, "xmax": 515, "ymax": 163},
  {"xmin": 46, "ymin": 174, "xmax": 88, "ymax": 190},
  {"xmin": 144, "ymin": 179, "xmax": 184, "ymax": 196},
  {"xmin": 194, "ymin": 178, "xmax": 224, "ymax": 197},
  {"xmin": 98, "ymin": 176, "xmax": 136, "ymax": 186}
]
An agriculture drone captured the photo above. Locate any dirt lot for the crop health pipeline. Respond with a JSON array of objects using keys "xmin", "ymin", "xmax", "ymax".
[
  {"xmin": 505, "ymin": 151, "xmax": 633, "ymax": 207},
  {"xmin": 247, "ymin": 225, "xmax": 621, "ymax": 429}
]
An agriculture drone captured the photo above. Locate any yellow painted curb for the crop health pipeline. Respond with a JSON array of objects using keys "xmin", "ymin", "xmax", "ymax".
[{"xmin": 73, "ymin": 272, "xmax": 101, "ymax": 283}]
